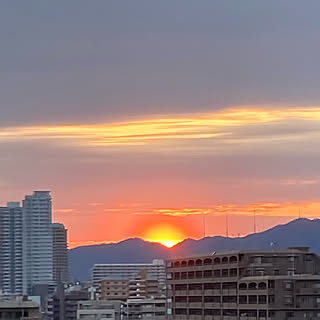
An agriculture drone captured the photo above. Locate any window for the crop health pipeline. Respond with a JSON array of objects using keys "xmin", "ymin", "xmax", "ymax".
[
  {"xmin": 175, "ymin": 296, "xmax": 187, "ymax": 303},
  {"xmin": 189, "ymin": 296, "xmax": 202, "ymax": 303},
  {"xmin": 204, "ymin": 296, "xmax": 220, "ymax": 303},
  {"xmin": 196, "ymin": 259, "xmax": 202, "ymax": 266},
  {"xmin": 239, "ymin": 283, "xmax": 247, "ymax": 290},
  {"xmin": 204, "ymin": 270, "xmax": 212, "ymax": 278},
  {"xmin": 188, "ymin": 260, "xmax": 194, "ymax": 266},
  {"xmin": 239, "ymin": 296, "xmax": 247, "ymax": 304},
  {"xmin": 259, "ymin": 310, "xmax": 267, "ymax": 317},
  {"xmin": 285, "ymin": 297, "xmax": 293, "ymax": 305},
  {"xmin": 258, "ymin": 295, "xmax": 267, "ymax": 304},
  {"xmin": 249, "ymin": 295, "xmax": 257, "ymax": 304},
  {"xmin": 258, "ymin": 282, "xmax": 267, "ymax": 290},
  {"xmin": 189, "ymin": 283, "xmax": 202, "ymax": 290},
  {"xmin": 230, "ymin": 268, "xmax": 237, "ymax": 276},
  {"xmin": 189, "ymin": 309, "xmax": 202, "ymax": 315},
  {"xmin": 285, "ymin": 282, "xmax": 293, "ymax": 290},
  {"xmin": 213, "ymin": 270, "xmax": 221, "ymax": 277}
]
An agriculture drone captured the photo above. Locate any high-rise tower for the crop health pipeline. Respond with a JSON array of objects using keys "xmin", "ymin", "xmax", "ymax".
[
  {"xmin": 52, "ymin": 223, "xmax": 70, "ymax": 284},
  {"xmin": 22, "ymin": 191, "xmax": 53, "ymax": 294},
  {"xmin": 0, "ymin": 202, "xmax": 23, "ymax": 294}
]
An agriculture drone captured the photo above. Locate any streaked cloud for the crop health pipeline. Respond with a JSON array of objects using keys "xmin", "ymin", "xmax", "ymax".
[
  {"xmin": 124, "ymin": 201, "xmax": 320, "ymax": 218},
  {"xmin": 1, "ymin": 107, "xmax": 320, "ymax": 152}
]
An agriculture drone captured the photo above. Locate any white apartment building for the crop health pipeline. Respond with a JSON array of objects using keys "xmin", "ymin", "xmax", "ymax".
[
  {"xmin": 22, "ymin": 191, "xmax": 53, "ymax": 294},
  {"xmin": 92, "ymin": 260, "xmax": 166, "ymax": 289}
]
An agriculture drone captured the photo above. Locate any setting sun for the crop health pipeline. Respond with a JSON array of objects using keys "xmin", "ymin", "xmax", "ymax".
[{"xmin": 142, "ymin": 223, "xmax": 186, "ymax": 248}]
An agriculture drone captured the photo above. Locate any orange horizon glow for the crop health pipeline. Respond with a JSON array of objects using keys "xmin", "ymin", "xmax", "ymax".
[{"xmin": 56, "ymin": 200, "xmax": 320, "ymax": 249}]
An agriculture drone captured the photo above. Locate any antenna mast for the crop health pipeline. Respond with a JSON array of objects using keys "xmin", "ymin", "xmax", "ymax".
[{"xmin": 226, "ymin": 212, "xmax": 229, "ymax": 238}]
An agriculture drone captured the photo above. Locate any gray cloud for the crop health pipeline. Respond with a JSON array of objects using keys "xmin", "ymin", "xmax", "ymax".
[{"xmin": 0, "ymin": 1, "xmax": 320, "ymax": 125}]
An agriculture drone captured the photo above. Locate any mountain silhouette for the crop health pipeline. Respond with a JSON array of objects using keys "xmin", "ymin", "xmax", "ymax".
[{"xmin": 69, "ymin": 218, "xmax": 320, "ymax": 280}]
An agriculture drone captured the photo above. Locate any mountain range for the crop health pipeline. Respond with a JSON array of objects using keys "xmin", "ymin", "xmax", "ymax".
[{"xmin": 69, "ymin": 218, "xmax": 320, "ymax": 281}]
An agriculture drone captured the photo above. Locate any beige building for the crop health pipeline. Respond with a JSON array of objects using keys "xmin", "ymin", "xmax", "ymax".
[
  {"xmin": 99, "ymin": 270, "xmax": 165, "ymax": 301},
  {"xmin": 123, "ymin": 298, "xmax": 166, "ymax": 320},
  {"xmin": 100, "ymin": 279, "xmax": 129, "ymax": 300},
  {"xmin": 167, "ymin": 247, "xmax": 320, "ymax": 320},
  {"xmin": 77, "ymin": 300, "xmax": 121, "ymax": 320}
]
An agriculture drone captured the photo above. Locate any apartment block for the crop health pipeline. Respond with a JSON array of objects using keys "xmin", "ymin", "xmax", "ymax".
[
  {"xmin": 77, "ymin": 300, "xmax": 121, "ymax": 320},
  {"xmin": 122, "ymin": 298, "xmax": 166, "ymax": 320},
  {"xmin": 166, "ymin": 247, "xmax": 320, "ymax": 320},
  {"xmin": 92, "ymin": 260, "xmax": 166, "ymax": 290},
  {"xmin": 52, "ymin": 223, "xmax": 70, "ymax": 284},
  {"xmin": 100, "ymin": 269, "xmax": 165, "ymax": 301},
  {"xmin": 22, "ymin": 191, "xmax": 53, "ymax": 294},
  {"xmin": 0, "ymin": 202, "xmax": 23, "ymax": 294},
  {"xmin": 0, "ymin": 295, "xmax": 41, "ymax": 320}
]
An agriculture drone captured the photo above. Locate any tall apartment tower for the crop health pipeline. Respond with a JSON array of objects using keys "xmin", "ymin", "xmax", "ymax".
[
  {"xmin": 22, "ymin": 191, "xmax": 53, "ymax": 294},
  {"xmin": 0, "ymin": 202, "xmax": 23, "ymax": 294},
  {"xmin": 52, "ymin": 223, "xmax": 70, "ymax": 284}
]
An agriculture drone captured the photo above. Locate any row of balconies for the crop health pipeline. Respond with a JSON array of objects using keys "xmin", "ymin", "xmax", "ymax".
[
  {"xmin": 173, "ymin": 289, "xmax": 271, "ymax": 296},
  {"xmin": 174, "ymin": 316, "xmax": 270, "ymax": 320}
]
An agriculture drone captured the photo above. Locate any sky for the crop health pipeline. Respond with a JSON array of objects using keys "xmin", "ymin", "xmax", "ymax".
[{"xmin": 1, "ymin": 1, "xmax": 320, "ymax": 247}]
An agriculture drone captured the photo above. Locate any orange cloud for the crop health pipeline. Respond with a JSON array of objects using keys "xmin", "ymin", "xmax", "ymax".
[{"xmin": 1, "ymin": 107, "xmax": 320, "ymax": 150}]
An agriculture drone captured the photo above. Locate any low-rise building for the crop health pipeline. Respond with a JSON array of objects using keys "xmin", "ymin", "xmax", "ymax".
[
  {"xmin": 123, "ymin": 298, "xmax": 166, "ymax": 320},
  {"xmin": 77, "ymin": 300, "xmax": 121, "ymax": 320},
  {"xmin": 92, "ymin": 260, "xmax": 165, "ymax": 290},
  {"xmin": 0, "ymin": 295, "xmax": 41, "ymax": 319},
  {"xmin": 166, "ymin": 247, "xmax": 320, "ymax": 320},
  {"xmin": 99, "ymin": 270, "xmax": 165, "ymax": 301}
]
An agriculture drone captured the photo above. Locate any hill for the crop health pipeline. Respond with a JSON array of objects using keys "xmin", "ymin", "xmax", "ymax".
[{"xmin": 69, "ymin": 218, "xmax": 320, "ymax": 280}]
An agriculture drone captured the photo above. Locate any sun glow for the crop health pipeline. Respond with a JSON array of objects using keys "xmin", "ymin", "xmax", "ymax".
[{"xmin": 143, "ymin": 223, "xmax": 186, "ymax": 248}]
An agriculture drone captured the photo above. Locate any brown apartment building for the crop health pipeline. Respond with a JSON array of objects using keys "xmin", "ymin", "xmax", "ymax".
[{"xmin": 166, "ymin": 247, "xmax": 320, "ymax": 320}]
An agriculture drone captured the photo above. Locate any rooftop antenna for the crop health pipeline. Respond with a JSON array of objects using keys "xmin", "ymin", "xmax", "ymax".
[
  {"xmin": 253, "ymin": 208, "xmax": 256, "ymax": 234},
  {"xmin": 203, "ymin": 214, "xmax": 206, "ymax": 238},
  {"xmin": 226, "ymin": 212, "xmax": 229, "ymax": 238}
]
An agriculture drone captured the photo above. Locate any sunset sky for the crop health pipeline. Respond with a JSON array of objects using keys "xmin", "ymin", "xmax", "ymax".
[{"xmin": 1, "ymin": 1, "xmax": 320, "ymax": 248}]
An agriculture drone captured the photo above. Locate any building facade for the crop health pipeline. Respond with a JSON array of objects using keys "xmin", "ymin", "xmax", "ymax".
[
  {"xmin": 77, "ymin": 300, "xmax": 121, "ymax": 320},
  {"xmin": 22, "ymin": 191, "xmax": 53, "ymax": 295},
  {"xmin": 0, "ymin": 202, "xmax": 23, "ymax": 294},
  {"xmin": 52, "ymin": 223, "xmax": 70, "ymax": 284},
  {"xmin": 92, "ymin": 260, "xmax": 166, "ymax": 289},
  {"xmin": 167, "ymin": 247, "xmax": 320, "ymax": 320},
  {"xmin": 0, "ymin": 295, "xmax": 41, "ymax": 320},
  {"xmin": 123, "ymin": 298, "xmax": 166, "ymax": 320}
]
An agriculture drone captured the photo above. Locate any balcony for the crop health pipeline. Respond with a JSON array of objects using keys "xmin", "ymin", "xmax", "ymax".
[
  {"xmin": 222, "ymin": 289, "xmax": 237, "ymax": 295},
  {"xmin": 204, "ymin": 302, "xmax": 221, "ymax": 308},
  {"xmin": 296, "ymin": 287, "xmax": 320, "ymax": 295},
  {"xmin": 174, "ymin": 302, "xmax": 187, "ymax": 308},
  {"xmin": 189, "ymin": 290, "xmax": 202, "ymax": 295},
  {"xmin": 189, "ymin": 302, "xmax": 202, "ymax": 308},
  {"xmin": 222, "ymin": 302, "xmax": 237, "ymax": 308},
  {"xmin": 175, "ymin": 290, "xmax": 188, "ymax": 296}
]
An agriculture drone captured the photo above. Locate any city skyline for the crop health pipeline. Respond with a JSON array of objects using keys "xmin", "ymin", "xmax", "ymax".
[{"xmin": 1, "ymin": 1, "xmax": 320, "ymax": 247}]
